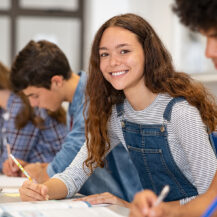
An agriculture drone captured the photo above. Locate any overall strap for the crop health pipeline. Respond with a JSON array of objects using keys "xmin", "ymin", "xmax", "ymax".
[
  {"xmin": 163, "ymin": 97, "xmax": 185, "ymax": 121},
  {"xmin": 116, "ymin": 103, "xmax": 124, "ymax": 117}
]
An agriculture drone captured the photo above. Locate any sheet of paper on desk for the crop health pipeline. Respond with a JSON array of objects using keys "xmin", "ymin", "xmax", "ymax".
[
  {"xmin": 1, "ymin": 188, "xmax": 19, "ymax": 193},
  {"xmin": 0, "ymin": 200, "xmax": 124, "ymax": 217},
  {"xmin": 1, "ymin": 208, "xmax": 124, "ymax": 217},
  {"xmin": 0, "ymin": 174, "xmax": 27, "ymax": 188}
]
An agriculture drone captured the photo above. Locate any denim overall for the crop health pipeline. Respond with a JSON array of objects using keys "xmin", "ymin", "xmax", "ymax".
[
  {"xmin": 81, "ymin": 97, "xmax": 198, "ymax": 202},
  {"xmin": 209, "ymin": 128, "xmax": 217, "ymax": 155},
  {"xmin": 117, "ymin": 97, "xmax": 198, "ymax": 201},
  {"xmin": 80, "ymin": 142, "xmax": 143, "ymax": 201}
]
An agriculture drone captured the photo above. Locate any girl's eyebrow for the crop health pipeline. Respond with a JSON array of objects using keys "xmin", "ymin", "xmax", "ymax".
[
  {"xmin": 26, "ymin": 93, "xmax": 37, "ymax": 97},
  {"xmin": 99, "ymin": 43, "xmax": 130, "ymax": 51},
  {"xmin": 116, "ymin": 43, "xmax": 130, "ymax": 49},
  {"xmin": 98, "ymin": 47, "xmax": 108, "ymax": 51}
]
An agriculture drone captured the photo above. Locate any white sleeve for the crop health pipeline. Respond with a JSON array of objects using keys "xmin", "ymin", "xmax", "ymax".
[
  {"xmin": 171, "ymin": 102, "xmax": 217, "ymax": 204},
  {"xmin": 53, "ymin": 109, "xmax": 122, "ymax": 198},
  {"xmin": 53, "ymin": 133, "xmax": 119, "ymax": 198},
  {"xmin": 53, "ymin": 142, "xmax": 90, "ymax": 198}
]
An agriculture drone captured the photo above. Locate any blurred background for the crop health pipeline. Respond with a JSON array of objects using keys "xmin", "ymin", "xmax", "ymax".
[{"xmin": 0, "ymin": 0, "xmax": 216, "ymax": 96}]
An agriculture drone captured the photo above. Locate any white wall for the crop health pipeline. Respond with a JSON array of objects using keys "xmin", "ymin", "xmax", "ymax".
[
  {"xmin": 204, "ymin": 82, "xmax": 217, "ymax": 99},
  {"xmin": 83, "ymin": 0, "xmax": 217, "ymax": 97},
  {"xmin": 0, "ymin": 0, "xmax": 216, "ymax": 97},
  {"xmin": 83, "ymin": 0, "xmax": 175, "ymax": 71},
  {"xmin": 84, "ymin": 0, "xmax": 130, "ymax": 70},
  {"xmin": 0, "ymin": 16, "xmax": 10, "ymax": 66}
]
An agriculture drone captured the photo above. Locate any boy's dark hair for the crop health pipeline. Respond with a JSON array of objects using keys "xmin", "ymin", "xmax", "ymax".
[
  {"xmin": 10, "ymin": 40, "xmax": 72, "ymax": 92},
  {"xmin": 173, "ymin": 0, "xmax": 217, "ymax": 31},
  {"xmin": 0, "ymin": 62, "xmax": 66, "ymax": 128}
]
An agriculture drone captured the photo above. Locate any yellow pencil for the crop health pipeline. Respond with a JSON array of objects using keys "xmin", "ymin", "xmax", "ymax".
[{"xmin": 9, "ymin": 153, "xmax": 32, "ymax": 181}]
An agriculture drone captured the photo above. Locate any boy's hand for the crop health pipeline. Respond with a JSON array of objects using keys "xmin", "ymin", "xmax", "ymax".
[{"xmin": 2, "ymin": 158, "xmax": 27, "ymax": 177}]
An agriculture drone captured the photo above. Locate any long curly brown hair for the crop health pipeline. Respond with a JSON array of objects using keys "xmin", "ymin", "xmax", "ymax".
[{"xmin": 84, "ymin": 13, "xmax": 217, "ymax": 173}]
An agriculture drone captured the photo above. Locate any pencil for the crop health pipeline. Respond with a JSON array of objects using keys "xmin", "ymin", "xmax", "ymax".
[
  {"xmin": 154, "ymin": 185, "xmax": 170, "ymax": 206},
  {"xmin": 9, "ymin": 153, "xmax": 32, "ymax": 181}
]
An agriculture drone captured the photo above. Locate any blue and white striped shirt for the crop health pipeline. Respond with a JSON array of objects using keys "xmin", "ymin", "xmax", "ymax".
[{"xmin": 55, "ymin": 93, "xmax": 217, "ymax": 204}]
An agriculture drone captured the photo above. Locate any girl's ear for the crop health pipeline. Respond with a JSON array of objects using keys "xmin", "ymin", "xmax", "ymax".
[{"xmin": 51, "ymin": 75, "xmax": 64, "ymax": 88}]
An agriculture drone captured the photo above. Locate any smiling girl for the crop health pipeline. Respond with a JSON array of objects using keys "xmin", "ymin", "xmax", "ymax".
[{"xmin": 19, "ymin": 13, "xmax": 217, "ymax": 206}]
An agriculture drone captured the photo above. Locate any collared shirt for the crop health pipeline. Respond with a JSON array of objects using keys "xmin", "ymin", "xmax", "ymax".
[
  {"xmin": 46, "ymin": 71, "xmax": 86, "ymax": 176},
  {"xmin": 0, "ymin": 93, "xmax": 67, "ymax": 171}
]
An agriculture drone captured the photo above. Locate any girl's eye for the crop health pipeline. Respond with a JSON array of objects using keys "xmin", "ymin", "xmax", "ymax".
[
  {"xmin": 120, "ymin": 49, "xmax": 130, "ymax": 54},
  {"xmin": 100, "ymin": 52, "xmax": 109, "ymax": 57},
  {"xmin": 31, "ymin": 95, "xmax": 39, "ymax": 99}
]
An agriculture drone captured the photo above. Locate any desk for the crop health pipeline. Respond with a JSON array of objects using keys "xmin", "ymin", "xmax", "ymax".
[
  {"xmin": 0, "ymin": 192, "xmax": 129, "ymax": 216},
  {"xmin": 0, "ymin": 191, "xmax": 21, "ymax": 203}
]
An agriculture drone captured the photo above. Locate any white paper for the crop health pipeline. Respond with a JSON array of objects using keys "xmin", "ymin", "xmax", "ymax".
[
  {"xmin": 3, "ymin": 207, "xmax": 124, "ymax": 217},
  {"xmin": 1, "ymin": 188, "xmax": 19, "ymax": 193},
  {"xmin": 0, "ymin": 174, "xmax": 27, "ymax": 188},
  {"xmin": 0, "ymin": 200, "xmax": 125, "ymax": 217}
]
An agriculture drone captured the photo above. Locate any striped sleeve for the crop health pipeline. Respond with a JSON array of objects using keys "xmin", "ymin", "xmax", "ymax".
[
  {"xmin": 171, "ymin": 102, "xmax": 217, "ymax": 204},
  {"xmin": 53, "ymin": 142, "xmax": 90, "ymax": 197}
]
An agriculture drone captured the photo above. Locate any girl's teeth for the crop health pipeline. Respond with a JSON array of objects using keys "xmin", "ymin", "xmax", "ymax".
[{"xmin": 112, "ymin": 71, "xmax": 126, "ymax": 76}]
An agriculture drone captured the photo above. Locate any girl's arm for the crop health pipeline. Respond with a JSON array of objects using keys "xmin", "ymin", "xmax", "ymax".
[{"xmin": 19, "ymin": 142, "xmax": 89, "ymax": 201}]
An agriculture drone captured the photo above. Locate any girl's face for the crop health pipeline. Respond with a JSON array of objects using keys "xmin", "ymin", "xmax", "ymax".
[{"xmin": 99, "ymin": 26, "xmax": 145, "ymax": 93}]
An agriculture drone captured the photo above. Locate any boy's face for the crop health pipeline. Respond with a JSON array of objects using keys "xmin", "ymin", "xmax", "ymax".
[
  {"xmin": 200, "ymin": 28, "xmax": 217, "ymax": 70},
  {"xmin": 23, "ymin": 85, "xmax": 63, "ymax": 112}
]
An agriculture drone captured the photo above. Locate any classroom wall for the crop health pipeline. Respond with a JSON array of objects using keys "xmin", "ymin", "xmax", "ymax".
[
  {"xmin": 201, "ymin": 82, "xmax": 217, "ymax": 99},
  {"xmin": 83, "ymin": 0, "xmax": 174, "ymax": 71},
  {"xmin": 0, "ymin": 0, "xmax": 216, "ymax": 97},
  {"xmin": 204, "ymin": 83, "xmax": 217, "ymax": 96},
  {"xmin": 83, "ymin": 0, "xmax": 217, "ymax": 98}
]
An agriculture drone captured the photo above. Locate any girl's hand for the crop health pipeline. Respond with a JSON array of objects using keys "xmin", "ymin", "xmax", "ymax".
[
  {"xmin": 19, "ymin": 180, "xmax": 49, "ymax": 201},
  {"xmin": 76, "ymin": 192, "xmax": 130, "ymax": 207}
]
